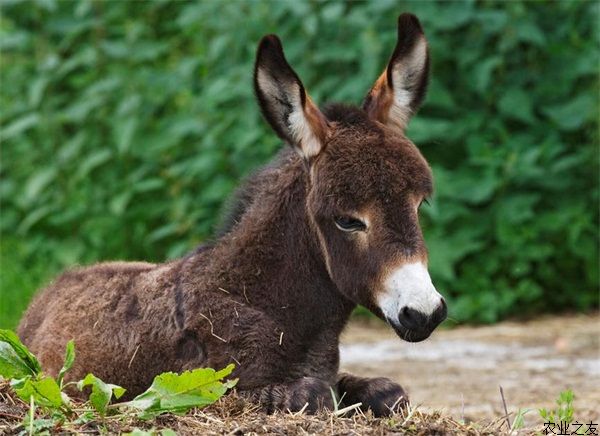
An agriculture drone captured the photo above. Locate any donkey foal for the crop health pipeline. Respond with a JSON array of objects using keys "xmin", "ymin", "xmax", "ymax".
[{"xmin": 18, "ymin": 13, "xmax": 446, "ymax": 416}]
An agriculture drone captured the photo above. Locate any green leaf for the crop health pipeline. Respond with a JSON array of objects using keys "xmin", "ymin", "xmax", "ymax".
[
  {"xmin": 17, "ymin": 205, "xmax": 57, "ymax": 234},
  {"xmin": 115, "ymin": 117, "xmax": 138, "ymax": 155},
  {"xmin": 0, "ymin": 113, "xmax": 39, "ymax": 141},
  {"xmin": 543, "ymin": 95, "xmax": 596, "ymax": 131},
  {"xmin": 77, "ymin": 373, "xmax": 126, "ymax": 415},
  {"xmin": 23, "ymin": 168, "xmax": 58, "ymax": 206},
  {"xmin": 0, "ymin": 342, "xmax": 35, "ymax": 380},
  {"xmin": 428, "ymin": 4, "xmax": 474, "ymax": 30},
  {"xmin": 74, "ymin": 149, "xmax": 112, "ymax": 180},
  {"xmin": 57, "ymin": 340, "xmax": 75, "ymax": 387},
  {"xmin": 29, "ymin": 76, "xmax": 50, "ymax": 107},
  {"xmin": 126, "ymin": 364, "xmax": 237, "ymax": 419},
  {"xmin": 11, "ymin": 376, "xmax": 63, "ymax": 408},
  {"xmin": 511, "ymin": 408, "xmax": 529, "ymax": 431},
  {"xmin": 498, "ymin": 89, "xmax": 535, "ymax": 124},
  {"xmin": 472, "ymin": 56, "xmax": 501, "ymax": 93},
  {"xmin": 0, "ymin": 330, "xmax": 41, "ymax": 378},
  {"xmin": 407, "ymin": 117, "xmax": 454, "ymax": 143},
  {"xmin": 21, "ymin": 416, "xmax": 56, "ymax": 435},
  {"xmin": 515, "ymin": 21, "xmax": 546, "ymax": 46}
]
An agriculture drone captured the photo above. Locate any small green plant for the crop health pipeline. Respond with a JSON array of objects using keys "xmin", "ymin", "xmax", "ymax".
[
  {"xmin": 510, "ymin": 408, "xmax": 529, "ymax": 432},
  {"xmin": 0, "ymin": 330, "xmax": 69, "ymax": 415},
  {"xmin": 76, "ymin": 373, "xmax": 127, "ymax": 415},
  {"xmin": 0, "ymin": 329, "xmax": 237, "ymax": 433},
  {"xmin": 539, "ymin": 389, "xmax": 575, "ymax": 425},
  {"xmin": 124, "ymin": 364, "xmax": 237, "ymax": 419}
]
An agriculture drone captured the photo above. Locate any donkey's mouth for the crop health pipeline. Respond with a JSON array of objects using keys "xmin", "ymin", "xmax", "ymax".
[{"xmin": 387, "ymin": 318, "xmax": 434, "ymax": 343}]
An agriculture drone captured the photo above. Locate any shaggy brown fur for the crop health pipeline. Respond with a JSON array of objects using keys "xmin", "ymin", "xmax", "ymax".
[{"xmin": 18, "ymin": 13, "xmax": 446, "ymax": 416}]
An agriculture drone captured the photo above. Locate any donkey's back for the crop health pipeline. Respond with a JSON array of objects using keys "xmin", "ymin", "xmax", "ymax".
[{"xmin": 17, "ymin": 259, "xmax": 192, "ymax": 395}]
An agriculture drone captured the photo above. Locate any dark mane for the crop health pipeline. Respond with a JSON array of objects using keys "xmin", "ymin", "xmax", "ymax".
[
  {"xmin": 213, "ymin": 148, "xmax": 295, "ymax": 238},
  {"xmin": 323, "ymin": 103, "xmax": 374, "ymax": 129}
]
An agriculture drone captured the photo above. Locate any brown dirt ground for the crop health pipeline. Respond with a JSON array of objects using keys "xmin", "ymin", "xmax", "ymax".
[{"xmin": 340, "ymin": 313, "xmax": 600, "ymax": 427}]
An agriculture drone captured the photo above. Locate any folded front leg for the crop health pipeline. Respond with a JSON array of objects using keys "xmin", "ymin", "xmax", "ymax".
[
  {"xmin": 336, "ymin": 372, "xmax": 409, "ymax": 417},
  {"xmin": 241, "ymin": 376, "xmax": 335, "ymax": 414}
]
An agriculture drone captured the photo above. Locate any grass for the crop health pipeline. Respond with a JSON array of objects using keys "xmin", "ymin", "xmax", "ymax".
[{"xmin": 0, "ymin": 380, "xmax": 513, "ymax": 435}]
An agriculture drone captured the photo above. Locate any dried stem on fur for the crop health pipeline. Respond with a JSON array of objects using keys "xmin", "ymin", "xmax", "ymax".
[
  {"xmin": 128, "ymin": 344, "xmax": 140, "ymax": 369},
  {"xmin": 199, "ymin": 312, "xmax": 227, "ymax": 343}
]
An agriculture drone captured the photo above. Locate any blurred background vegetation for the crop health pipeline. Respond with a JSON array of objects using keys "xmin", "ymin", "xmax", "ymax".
[{"xmin": 1, "ymin": 0, "xmax": 598, "ymax": 329}]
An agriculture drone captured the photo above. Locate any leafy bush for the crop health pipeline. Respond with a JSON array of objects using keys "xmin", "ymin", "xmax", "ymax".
[{"xmin": 1, "ymin": 0, "xmax": 598, "ymax": 327}]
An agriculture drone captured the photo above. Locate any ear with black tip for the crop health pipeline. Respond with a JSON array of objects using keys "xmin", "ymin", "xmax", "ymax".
[
  {"xmin": 363, "ymin": 13, "xmax": 430, "ymax": 132},
  {"xmin": 254, "ymin": 35, "xmax": 328, "ymax": 161}
]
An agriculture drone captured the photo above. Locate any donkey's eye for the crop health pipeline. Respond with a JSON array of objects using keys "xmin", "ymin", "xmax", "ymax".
[{"xmin": 334, "ymin": 216, "xmax": 366, "ymax": 232}]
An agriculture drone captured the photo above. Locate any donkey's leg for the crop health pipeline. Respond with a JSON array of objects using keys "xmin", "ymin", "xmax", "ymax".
[
  {"xmin": 241, "ymin": 377, "xmax": 335, "ymax": 414},
  {"xmin": 336, "ymin": 372, "xmax": 408, "ymax": 417}
]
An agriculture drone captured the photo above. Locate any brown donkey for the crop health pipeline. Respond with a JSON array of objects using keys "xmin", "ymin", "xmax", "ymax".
[{"xmin": 18, "ymin": 14, "xmax": 446, "ymax": 416}]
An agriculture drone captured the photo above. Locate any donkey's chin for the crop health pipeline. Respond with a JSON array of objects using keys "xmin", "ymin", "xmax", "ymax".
[{"xmin": 387, "ymin": 319, "xmax": 433, "ymax": 343}]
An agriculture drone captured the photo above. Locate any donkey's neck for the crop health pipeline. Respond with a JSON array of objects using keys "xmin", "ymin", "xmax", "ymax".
[{"xmin": 205, "ymin": 151, "xmax": 355, "ymax": 332}]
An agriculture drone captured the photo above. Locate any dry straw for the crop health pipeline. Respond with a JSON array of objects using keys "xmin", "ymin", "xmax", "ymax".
[{"xmin": 0, "ymin": 381, "xmax": 543, "ymax": 435}]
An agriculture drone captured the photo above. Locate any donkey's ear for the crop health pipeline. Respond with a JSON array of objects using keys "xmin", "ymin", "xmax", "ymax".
[
  {"xmin": 363, "ymin": 13, "xmax": 429, "ymax": 132},
  {"xmin": 254, "ymin": 35, "xmax": 328, "ymax": 160}
]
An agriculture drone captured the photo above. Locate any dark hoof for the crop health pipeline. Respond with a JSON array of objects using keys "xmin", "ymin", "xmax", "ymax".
[
  {"xmin": 362, "ymin": 378, "xmax": 408, "ymax": 417},
  {"xmin": 287, "ymin": 377, "xmax": 335, "ymax": 413},
  {"xmin": 340, "ymin": 377, "xmax": 409, "ymax": 417},
  {"xmin": 251, "ymin": 377, "xmax": 335, "ymax": 414}
]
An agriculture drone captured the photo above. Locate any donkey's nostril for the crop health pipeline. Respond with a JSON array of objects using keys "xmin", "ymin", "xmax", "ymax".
[
  {"xmin": 398, "ymin": 301, "xmax": 446, "ymax": 332},
  {"xmin": 431, "ymin": 299, "xmax": 448, "ymax": 326},
  {"xmin": 397, "ymin": 306, "xmax": 427, "ymax": 331}
]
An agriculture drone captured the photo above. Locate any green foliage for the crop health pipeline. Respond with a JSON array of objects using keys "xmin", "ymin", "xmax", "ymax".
[
  {"xmin": 0, "ymin": 1, "xmax": 598, "ymax": 326},
  {"xmin": 126, "ymin": 364, "xmax": 237, "ymax": 419},
  {"xmin": 0, "ymin": 329, "xmax": 41, "ymax": 378},
  {"xmin": 0, "ymin": 329, "xmax": 237, "ymax": 432},
  {"xmin": 539, "ymin": 389, "xmax": 575, "ymax": 425},
  {"xmin": 0, "ymin": 330, "xmax": 67, "ymax": 413},
  {"xmin": 509, "ymin": 408, "xmax": 528, "ymax": 432},
  {"xmin": 21, "ymin": 413, "xmax": 58, "ymax": 436},
  {"xmin": 11, "ymin": 375, "xmax": 64, "ymax": 409},
  {"xmin": 77, "ymin": 373, "xmax": 126, "ymax": 415},
  {"xmin": 56, "ymin": 339, "xmax": 74, "ymax": 388}
]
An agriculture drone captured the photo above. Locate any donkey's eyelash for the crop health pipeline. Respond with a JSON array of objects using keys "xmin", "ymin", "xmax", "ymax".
[{"xmin": 334, "ymin": 216, "xmax": 367, "ymax": 232}]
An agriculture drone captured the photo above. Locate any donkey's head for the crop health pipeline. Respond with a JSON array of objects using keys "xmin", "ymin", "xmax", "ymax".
[{"xmin": 254, "ymin": 14, "xmax": 446, "ymax": 342}]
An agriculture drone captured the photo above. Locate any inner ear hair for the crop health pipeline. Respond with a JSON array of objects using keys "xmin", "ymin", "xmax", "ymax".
[
  {"xmin": 254, "ymin": 35, "xmax": 328, "ymax": 160},
  {"xmin": 254, "ymin": 35, "xmax": 305, "ymax": 145},
  {"xmin": 363, "ymin": 13, "xmax": 430, "ymax": 131}
]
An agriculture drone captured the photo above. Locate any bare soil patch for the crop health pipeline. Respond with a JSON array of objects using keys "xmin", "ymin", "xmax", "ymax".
[{"xmin": 341, "ymin": 313, "xmax": 600, "ymax": 426}]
